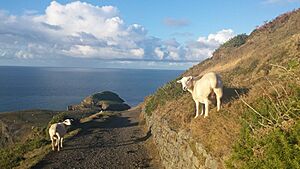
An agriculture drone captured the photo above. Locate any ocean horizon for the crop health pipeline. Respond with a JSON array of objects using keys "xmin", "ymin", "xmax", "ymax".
[{"xmin": 0, "ymin": 66, "xmax": 183, "ymax": 112}]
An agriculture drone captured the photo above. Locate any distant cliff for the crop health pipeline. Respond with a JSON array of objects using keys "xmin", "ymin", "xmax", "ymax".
[
  {"xmin": 142, "ymin": 9, "xmax": 300, "ymax": 169},
  {"xmin": 68, "ymin": 91, "xmax": 130, "ymax": 111}
]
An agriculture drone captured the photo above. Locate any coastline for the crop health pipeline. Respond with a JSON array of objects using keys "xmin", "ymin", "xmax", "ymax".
[{"xmin": 0, "ymin": 66, "xmax": 183, "ymax": 113}]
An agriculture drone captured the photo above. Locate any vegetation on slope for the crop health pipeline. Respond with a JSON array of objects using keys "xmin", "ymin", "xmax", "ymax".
[
  {"xmin": 145, "ymin": 79, "xmax": 184, "ymax": 116},
  {"xmin": 220, "ymin": 34, "xmax": 248, "ymax": 48},
  {"xmin": 0, "ymin": 110, "xmax": 96, "ymax": 169},
  {"xmin": 0, "ymin": 128, "xmax": 48, "ymax": 169},
  {"xmin": 143, "ymin": 8, "xmax": 300, "ymax": 168},
  {"xmin": 227, "ymin": 63, "xmax": 300, "ymax": 168}
]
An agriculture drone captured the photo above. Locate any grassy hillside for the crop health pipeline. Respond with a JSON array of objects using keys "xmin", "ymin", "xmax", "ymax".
[
  {"xmin": 0, "ymin": 109, "xmax": 97, "ymax": 169},
  {"xmin": 144, "ymin": 8, "xmax": 300, "ymax": 168}
]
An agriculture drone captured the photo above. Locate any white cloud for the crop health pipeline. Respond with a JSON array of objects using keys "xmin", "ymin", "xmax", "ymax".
[
  {"xmin": 0, "ymin": 1, "xmax": 235, "ymax": 64},
  {"xmin": 34, "ymin": 1, "xmax": 122, "ymax": 38},
  {"xmin": 65, "ymin": 45, "xmax": 98, "ymax": 57},
  {"xmin": 130, "ymin": 48, "xmax": 144, "ymax": 57},
  {"xmin": 156, "ymin": 29, "xmax": 235, "ymax": 61},
  {"xmin": 154, "ymin": 47, "xmax": 164, "ymax": 60},
  {"xmin": 183, "ymin": 29, "xmax": 234, "ymax": 60},
  {"xmin": 0, "ymin": 1, "xmax": 147, "ymax": 60},
  {"xmin": 197, "ymin": 29, "xmax": 234, "ymax": 45},
  {"xmin": 15, "ymin": 50, "xmax": 33, "ymax": 59}
]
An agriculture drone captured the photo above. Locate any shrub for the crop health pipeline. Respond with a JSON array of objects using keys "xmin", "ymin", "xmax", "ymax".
[
  {"xmin": 221, "ymin": 34, "xmax": 248, "ymax": 48},
  {"xmin": 226, "ymin": 76, "xmax": 300, "ymax": 168},
  {"xmin": 227, "ymin": 120, "xmax": 300, "ymax": 169}
]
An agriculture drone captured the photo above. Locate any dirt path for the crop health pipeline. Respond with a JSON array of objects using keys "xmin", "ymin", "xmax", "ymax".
[{"xmin": 33, "ymin": 108, "xmax": 159, "ymax": 169}]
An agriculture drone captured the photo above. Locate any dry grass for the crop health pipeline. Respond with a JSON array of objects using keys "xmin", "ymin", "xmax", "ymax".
[
  {"xmin": 0, "ymin": 108, "xmax": 107, "ymax": 169},
  {"xmin": 14, "ymin": 128, "xmax": 81, "ymax": 169},
  {"xmin": 143, "ymin": 8, "xmax": 300, "ymax": 166}
]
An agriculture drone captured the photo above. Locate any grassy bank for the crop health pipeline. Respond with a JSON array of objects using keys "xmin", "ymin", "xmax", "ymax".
[
  {"xmin": 143, "ymin": 8, "xmax": 300, "ymax": 168},
  {"xmin": 0, "ymin": 109, "xmax": 99, "ymax": 169}
]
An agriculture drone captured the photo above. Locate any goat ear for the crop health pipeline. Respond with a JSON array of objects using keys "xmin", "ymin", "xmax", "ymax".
[{"xmin": 176, "ymin": 80, "xmax": 181, "ymax": 83}]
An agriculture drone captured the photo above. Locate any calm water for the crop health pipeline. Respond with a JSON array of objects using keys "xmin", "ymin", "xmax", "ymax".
[{"xmin": 0, "ymin": 66, "xmax": 183, "ymax": 112}]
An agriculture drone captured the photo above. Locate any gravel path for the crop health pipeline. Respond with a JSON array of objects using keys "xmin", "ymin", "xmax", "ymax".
[{"xmin": 33, "ymin": 108, "xmax": 159, "ymax": 169}]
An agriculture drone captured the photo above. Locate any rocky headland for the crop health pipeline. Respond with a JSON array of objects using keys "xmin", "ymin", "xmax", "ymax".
[{"xmin": 68, "ymin": 91, "xmax": 131, "ymax": 111}]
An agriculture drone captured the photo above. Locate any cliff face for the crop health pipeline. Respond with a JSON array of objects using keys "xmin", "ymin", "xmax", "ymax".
[{"xmin": 143, "ymin": 9, "xmax": 300, "ymax": 169}]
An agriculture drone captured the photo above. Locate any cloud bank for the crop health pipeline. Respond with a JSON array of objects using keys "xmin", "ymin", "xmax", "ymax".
[{"xmin": 0, "ymin": 1, "xmax": 235, "ymax": 64}]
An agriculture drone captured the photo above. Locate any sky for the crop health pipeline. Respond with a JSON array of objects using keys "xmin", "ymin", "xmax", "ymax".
[{"xmin": 0, "ymin": 0, "xmax": 299, "ymax": 70}]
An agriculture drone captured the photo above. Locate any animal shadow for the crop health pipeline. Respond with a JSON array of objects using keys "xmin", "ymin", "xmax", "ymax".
[{"xmin": 222, "ymin": 87, "xmax": 249, "ymax": 104}]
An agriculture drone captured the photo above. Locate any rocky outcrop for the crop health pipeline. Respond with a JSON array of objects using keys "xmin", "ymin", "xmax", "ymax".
[
  {"xmin": 143, "ymin": 110, "xmax": 219, "ymax": 169},
  {"xmin": 68, "ymin": 91, "xmax": 130, "ymax": 111},
  {"xmin": 0, "ymin": 120, "xmax": 14, "ymax": 147}
]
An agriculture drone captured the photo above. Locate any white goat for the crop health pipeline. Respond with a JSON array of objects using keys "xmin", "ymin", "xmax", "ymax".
[
  {"xmin": 177, "ymin": 72, "xmax": 223, "ymax": 118},
  {"xmin": 49, "ymin": 119, "xmax": 72, "ymax": 151}
]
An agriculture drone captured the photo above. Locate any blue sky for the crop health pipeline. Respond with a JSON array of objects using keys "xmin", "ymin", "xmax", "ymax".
[{"xmin": 0, "ymin": 0, "xmax": 299, "ymax": 69}]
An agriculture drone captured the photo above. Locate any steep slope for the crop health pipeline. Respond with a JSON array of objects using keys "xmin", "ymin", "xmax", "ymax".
[{"xmin": 142, "ymin": 9, "xmax": 300, "ymax": 168}]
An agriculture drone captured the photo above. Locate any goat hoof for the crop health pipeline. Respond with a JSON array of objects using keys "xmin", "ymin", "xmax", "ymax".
[
  {"xmin": 204, "ymin": 115, "xmax": 208, "ymax": 118},
  {"xmin": 194, "ymin": 115, "xmax": 198, "ymax": 118}
]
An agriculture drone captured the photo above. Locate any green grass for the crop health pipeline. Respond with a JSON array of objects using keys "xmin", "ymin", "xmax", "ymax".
[
  {"xmin": 226, "ymin": 76, "xmax": 300, "ymax": 169},
  {"xmin": 227, "ymin": 120, "xmax": 300, "ymax": 169},
  {"xmin": 287, "ymin": 59, "xmax": 300, "ymax": 70},
  {"xmin": 145, "ymin": 79, "xmax": 184, "ymax": 116},
  {"xmin": 0, "ymin": 131, "xmax": 48, "ymax": 169},
  {"xmin": 0, "ymin": 111, "xmax": 80, "ymax": 169}
]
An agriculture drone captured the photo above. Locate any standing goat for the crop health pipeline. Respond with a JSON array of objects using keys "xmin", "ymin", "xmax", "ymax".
[
  {"xmin": 177, "ymin": 72, "xmax": 223, "ymax": 118},
  {"xmin": 49, "ymin": 119, "xmax": 72, "ymax": 151}
]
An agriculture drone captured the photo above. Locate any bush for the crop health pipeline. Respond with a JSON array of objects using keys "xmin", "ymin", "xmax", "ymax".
[
  {"xmin": 226, "ymin": 77, "xmax": 300, "ymax": 168},
  {"xmin": 221, "ymin": 34, "xmax": 248, "ymax": 48},
  {"xmin": 227, "ymin": 120, "xmax": 300, "ymax": 169}
]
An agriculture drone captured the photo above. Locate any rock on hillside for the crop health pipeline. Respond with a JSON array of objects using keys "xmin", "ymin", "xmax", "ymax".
[
  {"xmin": 69, "ymin": 91, "xmax": 131, "ymax": 111},
  {"xmin": 142, "ymin": 8, "xmax": 300, "ymax": 169}
]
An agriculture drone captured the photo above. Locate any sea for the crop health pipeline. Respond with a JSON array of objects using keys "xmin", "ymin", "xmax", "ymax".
[{"xmin": 0, "ymin": 66, "xmax": 183, "ymax": 112}]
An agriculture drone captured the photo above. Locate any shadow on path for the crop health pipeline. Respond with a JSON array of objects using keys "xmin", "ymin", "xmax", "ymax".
[{"xmin": 63, "ymin": 115, "xmax": 152, "ymax": 151}]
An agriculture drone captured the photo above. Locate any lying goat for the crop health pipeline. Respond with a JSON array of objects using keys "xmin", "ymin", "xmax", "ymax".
[
  {"xmin": 49, "ymin": 119, "xmax": 72, "ymax": 151},
  {"xmin": 177, "ymin": 72, "xmax": 223, "ymax": 118}
]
